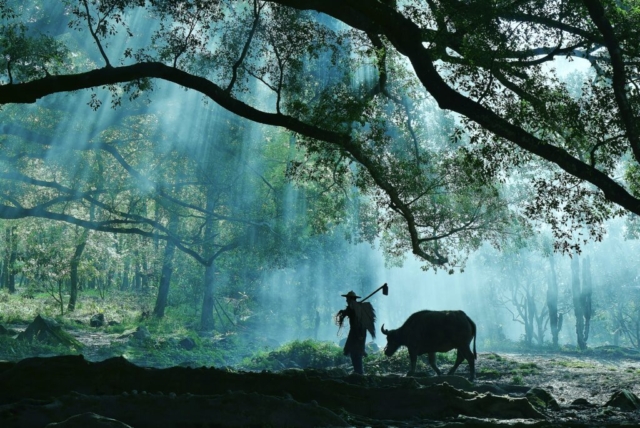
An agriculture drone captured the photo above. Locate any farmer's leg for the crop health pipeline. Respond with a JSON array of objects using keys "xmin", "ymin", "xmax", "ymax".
[{"xmin": 350, "ymin": 352, "xmax": 364, "ymax": 374}]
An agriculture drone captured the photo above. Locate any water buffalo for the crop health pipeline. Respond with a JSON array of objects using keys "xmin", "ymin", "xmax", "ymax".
[{"xmin": 381, "ymin": 310, "xmax": 477, "ymax": 381}]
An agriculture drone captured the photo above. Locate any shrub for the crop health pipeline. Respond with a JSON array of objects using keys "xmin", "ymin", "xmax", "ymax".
[{"xmin": 241, "ymin": 339, "xmax": 346, "ymax": 371}]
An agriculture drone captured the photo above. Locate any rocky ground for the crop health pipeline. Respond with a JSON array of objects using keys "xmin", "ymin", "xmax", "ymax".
[
  {"xmin": 478, "ymin": 350, "xmax": 640, "ymax": 406},
  {"xmin": 1, "ymin": 320, "xmax": 639, "ymax": 427}
]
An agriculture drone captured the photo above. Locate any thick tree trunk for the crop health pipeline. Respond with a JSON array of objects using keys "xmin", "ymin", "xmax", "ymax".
[
  {"xmin": 153, "ymin": 242, "xmax": 175, "ymax": 318},
  {"xmin": 2, "ymin": 227, "xmax": 18, "ymax": 293},
  {"xmin": 581, "ymin": 256, "xmax": 593, "ymax": 345},
  {"xmin": 525, "ymin": 293, "xmax": 534, "ymax": 346},
  {"xmin": 67, "ymin": 230, "xmax": 88, "ymax": 312},
  {"xmin": 133, "ymin": 251, "xmax": 142, "ymax": 291},
  {"xmin": 56, "ymin": 279, "xmax": 65, "ymax": 316},
  {"xmin": 200, "ymin": 184, "xmax": 218, "ymax": 331},
  {"xmin": 121, "ymin": 258, "xmax": 130, "ymax": 291},
  {"xmin": 141, "ymin": 257, "xmax": 149, "ymax": 289},
  {"xmin": 1, "ymin": 234, "xmax": 6, "ymax": 290},
  {"xmin": 153, "ymin": 215, "xmax": 178, "ymax": 318},
  {"xmin": 200, "ymin": 262, "xmax": 216, "ymax": 331},
  {"xmin": 532, "ymin": 298, "xmax": 546, "ymax": 346},
  {"xmin": 571, "ymin": 255, "xmax": 586, "ymax": 350},
  {"xmin": 547, "ymin": 254, "xmax": 560, "ymax": 346}
]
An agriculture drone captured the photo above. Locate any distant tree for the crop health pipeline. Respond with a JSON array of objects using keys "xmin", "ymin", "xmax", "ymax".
[
  {"xmin": 499, "ymin": 251, "xmax": 549, "ymax": 346},
  {"xmin": 582, "ymin": 256, "xmax": 593, "ymax": 345},
  {"xmin": 546, "ymin": 253, "xmax": 563, "ymax": 347},
  {"xmin": 539, "ymin": 233, "xmax": 564, "ymax": 347},
  {"xmin": 479, "ymin": 234, "xmax": 552, "ymax": 347},
  {"xmin": 67, "ymin": 226, "xmax": 89, "ymax": 312},
  {"xmin": 1, "ymin": 225, "xmax": 18, "ymax": 293},
  {"xmin": 570, "ymin": 254, "xmax": 593, "ymax": 350},
  {"xmin": 592, "ymin": 229, "xmax": 640, "ymax": 349}
]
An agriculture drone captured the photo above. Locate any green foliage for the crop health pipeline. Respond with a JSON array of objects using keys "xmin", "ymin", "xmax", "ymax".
[
  {"xmin": 478, "ymin": 368, "xmax": 501, "ymax": 379},
  {"xmin": 555, "ymin": 360, "xmax": 596, "ymax": 369},
  {"xmin": 510, "ymin": 374, "xmax": 524, "ymax": 385},
  {"xmin": 113, "ymin": 337, "xmax": 229, "ymax": 369},
  {"xmin": 485, "ymin": 353, "xmax": 505, "ymax": 361},
  {"xmin": 512, "ymin": 362, "xmax": 540, "ymax": 376},
  {"xmin": 0, "ymin": 334, "xmax": 81, "ymax": 361},
  {"xmin": 363, "ymin": 349, "xmax": 459, "ymax": 376},
  {"xmin": 104, "ymin": 323, "xmax": 126, "ymax": 334},
  {"xmin": 0, "ymin": 288, "xmax": 56, "ymax": 323},
  {"xmin": 0, "ymin": 23, "xmax": 69, "ymax": 84},
  {"xmin": 436, "ymin": 351, "xmax": 457, "ymax": 365},
  {"xmin": 240, "ymin": 339, "xmax": 346, "ymax": 371}
]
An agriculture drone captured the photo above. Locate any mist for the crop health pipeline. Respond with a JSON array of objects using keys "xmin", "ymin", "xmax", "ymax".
[
  {"xmin": 2, "ymin": 0, "xmax": 640, "ymax": 363},
  {"xmin": 252, "ymin": 216, "xmax": 640, "ymax": 353}
]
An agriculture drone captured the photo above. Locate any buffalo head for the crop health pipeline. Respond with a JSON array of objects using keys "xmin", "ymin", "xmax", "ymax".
[{"xmin": 380, "ymin": 324, "xmax": 402, "ymax": 356}]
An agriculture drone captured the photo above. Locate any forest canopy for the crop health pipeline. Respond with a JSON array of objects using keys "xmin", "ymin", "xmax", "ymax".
[{"xmin": 0, "ymin": 0, "xmax": 639, "ymax": 271}]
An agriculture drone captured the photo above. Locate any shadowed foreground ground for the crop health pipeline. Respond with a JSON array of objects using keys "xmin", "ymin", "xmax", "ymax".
[{"xmin": 0, "ymin": 354, "xmax": 639, "ymax": 427}]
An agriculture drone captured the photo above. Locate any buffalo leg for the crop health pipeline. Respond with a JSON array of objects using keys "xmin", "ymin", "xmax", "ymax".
[
  {"xmin": 448, "ymin": 349, "xmax": 465, "ymax": 375},
  {"xmin": 464, "ymin": 346, "xmax": 475, "ymax": 381},
  {"xmin": 427, "ymin": 352, "xmax": 442, "ymax": 376}
]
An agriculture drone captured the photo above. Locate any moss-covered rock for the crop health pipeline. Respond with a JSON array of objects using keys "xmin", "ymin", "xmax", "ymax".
[
  {"xmin": 526, "ymin": 387, "xmax": 560, "ymax": 411},
  {"xmin": 605, "ymin": 389, "xmax": 640, "ymax": 411},
  {"xmin": 17, "ymin": 315, "xmax": 83, "ymax": 349}
]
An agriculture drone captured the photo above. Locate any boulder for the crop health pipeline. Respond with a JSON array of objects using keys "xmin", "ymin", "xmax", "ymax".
[
  {"xmin": 90, "ymin": 314, "xmax": 106, "ymax": 328},
  {"xmin": 605, "ymin": 390, "xmax": 640, "ymax": 411},
  {"xmin": 132, "ymin": 326, "xmax": 151, "ymax": 341},
  {"xmin": 118, "ymin": 326, "xmax": 152, "ymax": 341},
  {"xmin": 16, "ymin": 315, "xmax": 83, "ymax": 348},
  {"xmin": 179, "ymin": 338, "xmax": 196, "ymax": 351},
  {"xmin": 526, "ymin": 387, "xmax": 560, "ymax": 411},
  {"xmin": 570, "ymin": 398, "xmax": 595, "ymax": 408}
]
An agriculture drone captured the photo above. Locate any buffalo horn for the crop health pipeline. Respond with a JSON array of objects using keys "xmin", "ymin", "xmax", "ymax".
[{"xmin": 381, "ymin": 324, "xmax": 388, "ymax": 335}]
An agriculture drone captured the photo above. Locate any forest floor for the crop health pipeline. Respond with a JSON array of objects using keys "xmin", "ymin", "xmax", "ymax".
[
  {"xmin": 1, "ymin": 320, "xmax": 640, "ymax": 427},
  {"xmin": 61, "ymin": 323, "xmax": 640, "ymax": 409},
  {"xmin": 478, "ymin": 349, "xmax": 640, "ymax": 407}
]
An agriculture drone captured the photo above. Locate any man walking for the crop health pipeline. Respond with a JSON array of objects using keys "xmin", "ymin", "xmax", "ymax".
[{"xmin": 336, "ymin": 290, "xmax": 376, "ymax": 375}]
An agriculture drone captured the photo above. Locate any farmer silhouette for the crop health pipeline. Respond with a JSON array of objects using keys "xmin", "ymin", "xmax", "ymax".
[{"xmin": 336, "ymin": 290, "xmax": 376, "ymax": 375}]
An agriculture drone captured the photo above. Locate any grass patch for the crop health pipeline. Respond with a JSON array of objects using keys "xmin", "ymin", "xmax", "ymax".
[
  {"xmin": 436, "ymin": 351, "xmax": 457, "ymax": 365},
  {"xmin": 485, "ymin": 353, "xmax": 505, "ymax": 361},
  {"xmin": 477, "ymin": 368, "xmax": 502, "ymax": 379},
  {"xmin": 511, "ymin": 374, "xmax": 524, "ymax": 385},
  {"xmin": 555, "ymin": 360, "xmax": 596, "ymax": 369},
  {"xmin": 513, "ymin": 362, "xmax": 540, "ymax": 376},
  {"xmin": 239, "ymin": 339, "xmax": 346, "ymax": 371},
  {"xmin": 0, "ymin": 335, "xmax": 82, "ymax": 360},
  {"xmin": 365, "ymin": 349, "xmax": 415, "ymax": 375},
  {"xmin": 364, "ymin": 350, "xmax": 464, "ymax": 376}
]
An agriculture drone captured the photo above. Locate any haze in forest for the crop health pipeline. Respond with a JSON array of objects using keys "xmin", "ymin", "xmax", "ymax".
[{"xmin": 1, "ymin": 0, "xmax": 640, "ymax": 365}]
